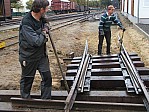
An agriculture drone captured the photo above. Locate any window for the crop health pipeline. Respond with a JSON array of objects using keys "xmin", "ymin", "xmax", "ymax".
[{"xmin": 143, "ymin": 0, "xmax": 149, "ymax": 7}]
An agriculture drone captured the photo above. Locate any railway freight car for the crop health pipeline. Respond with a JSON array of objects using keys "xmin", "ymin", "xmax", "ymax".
[
  {"xmin": 76, "ymin": 5, "xmax": 88, "ymax": 12},
  {"xmin": 51, "ymin": 0, "xmax": 77, "ymax": 14},
  {"xmin": 0, "ymin": 0, "xmax": 11, "ymax": 21}
]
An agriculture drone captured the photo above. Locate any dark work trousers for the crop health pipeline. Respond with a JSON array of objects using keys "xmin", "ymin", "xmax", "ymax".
[
  {"xmin": 98, "ymin": 30, "xmax": 111, "ymax": 55},
  {"xmin": 19, "ymin": 56, "xmax": 52, "ymax": 99}
]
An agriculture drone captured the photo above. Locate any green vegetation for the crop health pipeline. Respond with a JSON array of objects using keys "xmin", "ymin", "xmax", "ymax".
[
  {"xmin": 70, "ymin": 0, "xmax": 113, "ymax": 9},
  {"xmin": 26, "ymin": 0, "xmax": 33, "ymax": 10},
  {"xmin": 11, "ymin": 1, "xmax": 24, "ymax": 12}
]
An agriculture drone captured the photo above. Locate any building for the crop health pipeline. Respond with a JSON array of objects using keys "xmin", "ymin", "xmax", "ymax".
[
  {"xmin": 120, "ymin": 0, "xmax": 149, "ymax": 24},
  {"xmin": 111, "ymin": 0, "xmax": 120, "ymax": 9}
]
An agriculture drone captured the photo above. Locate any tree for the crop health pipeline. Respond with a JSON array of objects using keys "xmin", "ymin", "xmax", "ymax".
[
  {"xmin": 76, "ymin": 0, "xmax": 88, "ymax": 6},
  {"xmin": 26, "ymin": 0, "xmax": 33, "ymax": 10},
  {"xmin": 10, "ymin": 0, "xmax": 20, "ymax": 3},
  {"xmin": 88, "ymin": 0, "xmax": 100, "ymax": 8},
  {"xmin": 11, "ymin": 0, "xmax": 20, "ymax": 8},
  {"xmin": 100, "ymin": 0, "xmax": 112, "ymax": 8},
  {"xmin": 11, "ymin": 1, "xmax": 24, "ymax": 12}
]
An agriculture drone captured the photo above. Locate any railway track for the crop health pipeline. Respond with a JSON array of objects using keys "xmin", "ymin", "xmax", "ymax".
[
  {"xmin": 0, "ymin": 13, "xmax": 85, "ymax": 27},
  {"xmin": 0, "ymin": 36, "xmax": 18, "ymax": 49},
  {"xmin": 0, "ymin": 38, "xmax": 149, "ymax": 111},
  {"xmin": 0, "ymin": 18, "xmax": 22, "ymax": 27},
  {"xmin": 0, "ymin": 14, "xmax": 91, "ymax": 49}
]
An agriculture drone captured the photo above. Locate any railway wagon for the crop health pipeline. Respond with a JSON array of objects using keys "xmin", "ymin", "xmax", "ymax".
[
  {"xmin": 0, "ymin": 0, "xmax": 11, "ymax": 21},
  {"xmin": 51, "ymin": 0, "xmax": 70, "ymax": 14},
  {"xmin": 70, "ymin": 2, "xmax": 76, "ymax": 12},
  {"xmin": 77, "ymin": 5, "xmax": 88, "ymax": 12}
]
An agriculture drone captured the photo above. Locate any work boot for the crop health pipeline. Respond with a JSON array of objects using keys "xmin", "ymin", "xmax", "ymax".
[{"xmin": 41, "ymin": 86, "xmax": 52, "ymax": 99}]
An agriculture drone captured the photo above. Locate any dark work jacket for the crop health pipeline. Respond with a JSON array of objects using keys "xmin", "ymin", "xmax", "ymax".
[{"xmin": 19, "ymin": 11, "xmax": 47, "ymax": 61}]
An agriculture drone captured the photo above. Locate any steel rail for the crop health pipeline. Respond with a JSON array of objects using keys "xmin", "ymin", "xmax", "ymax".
[
  {"xmin": 0, "ymin": 36, "xmax": 18, "ymax": 42},
  {"xmin": 64, "ymin": 40, "xmax": 88, "ymax": 112},
  {"xmin": 51, "ymin": 17, "xmax": 87, "ymax": 31},
  {"xmin": 11, "ymin": 97, "xmax": 145, "ymax": 111},
  {"xmin": 118, "ymin": 33, "xmax": 149, "ymax": 111},
  {"xmin": 51, "ymin": 16, "xmax": 85, "ymax": 26},
  {"xmin": 0, "ymin": 16, "xmax": 87, "ymax": 49},
  {"xmin": 118, "ymin": 34, "xmax": 141, "ymax": 94},
  {"xmin": 122, "ymin": 43, "xmax": 149, "ymax": 99},
  {"xmin": 78, "ymin": 54, "xmax": 90, "ymax": 93},
  {"xmin": 122, "ymin": 49, "xmax": 141, "ymax": 85},
  {"xmin": 120, "ymin": 52, "xmax": 140, "ymax": 94},
  {"xmin": 47, "ymin": 13, "xmax": 85, "ymax": 21},
  {"xmin": 122, "ymin": 45, "xmax": 149, "ymax": 111}
]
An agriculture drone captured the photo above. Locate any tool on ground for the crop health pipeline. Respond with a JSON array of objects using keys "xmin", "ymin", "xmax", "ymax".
[
  {"xmin": 44, "ymin": 24, "xmax": 70, "ymax": 92},
  {"xmin": 119, "ymin": 30, "xmax": 125, "ymax": 53}
]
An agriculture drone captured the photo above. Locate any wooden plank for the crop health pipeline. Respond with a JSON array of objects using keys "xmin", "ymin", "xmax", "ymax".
[{"xmin": 91, "ymin": 68, "xmax": 122, "ymax": 76}]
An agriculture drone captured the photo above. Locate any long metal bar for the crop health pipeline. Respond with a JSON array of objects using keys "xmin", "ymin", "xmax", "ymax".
[
  {"xmin": 120, "ymin": 53, "xmax": 140, "ymax": 94},
  {"xmin": 78, "ymin": 54, "xmax": 90, "ymax": 92},
  {"xmin": 81, "ymin": 55, "xmax": 90, "ymax": 92},
  {"xmin": 123, "ymin": 50, "xmax": 141, "ymax": 85},
  {"xmin": 11, "ymin": 97, "xmax": 145, "ymax": 111},
  {"xmin": 122, "ymin": 44, "xmax": 149, "ymax": 105},
  {"xmin": 119, "ymin": 31, "xmax": 125, "ymax": 52},
  {"xmin": 64, "ymin": 40, "xmax": 88, "ymax": 112},
  {"xmin": 119, "ymin": 34, "xmax": 141, "ymax": 94},
  {"xmin": 47, "ymin": 29, "xmax": 69, "ymax": 92},
  {"xmin": 118, "ymin": 33, "xmax": 149, "ymax": 108}
]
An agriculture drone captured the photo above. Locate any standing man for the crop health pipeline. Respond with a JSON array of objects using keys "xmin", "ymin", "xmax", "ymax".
[
  {"xmin": 98, "ymin": 5, "xmax": 125, "ymax": 55},
  {"xmin": 19, "ymin": 0, "xmax": 52, "ymax": 99}
]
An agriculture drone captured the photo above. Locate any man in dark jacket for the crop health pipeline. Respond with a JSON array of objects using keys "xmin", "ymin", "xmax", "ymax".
[
  {"xmin": 98, "ymin": 5, "xmax": 125, "ymax": 55},
  {"xmin": 19, "ymin": 0, "xmax": 52, "ymax": 99}
]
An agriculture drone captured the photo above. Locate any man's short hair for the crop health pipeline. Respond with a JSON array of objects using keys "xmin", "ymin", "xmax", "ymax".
[
  {"xmin": 108, "ymin": 5, "xmax": 115, "ymax": 10},
  {"xmin": 31, "ymin": 0, "xmax": 49, "ymax": 13}
]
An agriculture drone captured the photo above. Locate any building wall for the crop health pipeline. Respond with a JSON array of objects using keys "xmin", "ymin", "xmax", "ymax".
[
  {"xmin": 139, "ymin": 0, "xmax": 149, "ymax": 18},
  {"xmin": 121, "ymin": 0, "xmax": 149, "ymax": 24},
  {"xmin": 112, "ymin": 0, "xmax": 120, "ymax": 9}
]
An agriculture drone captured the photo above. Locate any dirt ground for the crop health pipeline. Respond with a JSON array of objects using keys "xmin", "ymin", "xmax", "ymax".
[{"xmin": 0, "ymin": 12, "xmax": 149, "ymax": 91}]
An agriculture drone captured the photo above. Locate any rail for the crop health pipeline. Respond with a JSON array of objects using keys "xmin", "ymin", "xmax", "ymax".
[
  {"xmin": 0, "ymin": 14, "xmax": 89, "ymax": 49},
  {"xmin": 64, "ymin": 40, "xmax": 90, "ymax": 112},
  {"xmin": 118, "ymin": 32, "xmax": 149, "ymax": 111},
  {"xmin": 9, "ymin": 39, "xmax": 149, "ymax": 111},
  {"xmin": 2, "ymin": 40, "xmax": 149, "ymax": 111}
]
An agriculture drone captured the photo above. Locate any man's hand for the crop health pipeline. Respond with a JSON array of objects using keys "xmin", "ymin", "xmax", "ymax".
[
  {"xmin": 99, "ymin": 30, "xmax": 104, "ymax": 35},
  {"xmin": 121, "ymin": 27, "xmax": 126, "ymax": 32},
  {"xmin": 42, "ymin": 24, "xmax": 50, "ymax": 34},
  {"xmin": 122, "ymin": 28, "xmax": 126, "ymax": 32}
]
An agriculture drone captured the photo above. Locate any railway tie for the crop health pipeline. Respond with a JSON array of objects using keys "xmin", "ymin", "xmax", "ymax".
[{"xmin": 1, "ymin": 39, "xmax": 148, "ymax": 112}]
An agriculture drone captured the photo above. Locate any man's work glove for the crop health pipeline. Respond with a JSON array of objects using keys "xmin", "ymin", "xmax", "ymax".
[
  {"xmin": 122, "ymin": 28, "xmax": 126, "ymax": 32},
  {"xmin": 121, "ymin": 27, "xmax": 126, "ymax": 32},
  {"xmin": 99, "ymin": 30, "xmax": 104, "ymax": 35},
  {"xmin": 42, "ymin": 23, "xmax": 50, "ymax": 34}
]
